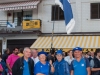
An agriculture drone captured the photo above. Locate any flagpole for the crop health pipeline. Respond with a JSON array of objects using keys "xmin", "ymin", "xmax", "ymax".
[{"xmin": 51, "ymin": 4, "xmax": 56, "ymax": 51}]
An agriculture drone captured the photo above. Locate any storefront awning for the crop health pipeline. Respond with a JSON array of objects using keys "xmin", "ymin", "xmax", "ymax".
[
  {"xmin": 0, "ymin": 0, "xmax": 40, "ymax": 11},
  {"xmin": 30, "ymin": 36, "xmax": 100, "ymax": 49}
]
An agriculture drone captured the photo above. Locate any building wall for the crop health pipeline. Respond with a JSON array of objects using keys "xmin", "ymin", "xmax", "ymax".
[
  {"xmin": 38, "ymin": 0, "xmax": 100, "ymax": 33},
  {"xmin": 0, "ymin": 0, "xmax": 100, "ymax": 33}
]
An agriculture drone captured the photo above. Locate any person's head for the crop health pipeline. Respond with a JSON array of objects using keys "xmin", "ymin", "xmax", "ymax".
[
  {"xmin": 4, "ymin": 48, "xmax": 10, "ymax": 54},
  {"xmin": 19, "ymin": 48, "xmax": 24, "ymax": 54},
  {"xmin": 56, "ymin": 50, "xmax": 63, "ymax": 62},
  {"xmin": 73, "ymin": 47, "xmax": 83, "ymax": 58},
  {"xmin": 50, "ymin": 48, "xmax": 55, "ymax": 55},
  {"xmin": 13, "ymin": 47, "xmax": 19, "ymax": 55},
  {"xmin": 63, "ymin": 51, "xmax": 65, "ymax": 56},
  {"xmin": 68, "ymin": 50, "xmax": 73, "ymax": 56},
  {"xmin": 31, "ymin": 49, "xmax": 38, "ymax": 58},
  {"xmin": 23, "ymin": 47, "xmax": 31, "ymax": 58},
  {"xmin": 87, "ymin": 51, "xmax": 91, "ymax": 56},
  {"xmin": 38, "ymin": 51, "xmax": 47, "ymax": 62},
  {"xmin": 90, "ymin": 51, "xmax": 94, "ymax": 57},
  {"xmin": 95, "ymin": 48, "xmax": 100, "ymax": 57}
]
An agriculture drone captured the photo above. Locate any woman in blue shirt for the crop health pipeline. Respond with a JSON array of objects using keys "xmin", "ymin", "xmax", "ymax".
[
  {"xmin": 53, "ymin": 50, "xmax": 70, "ymax": 75},
  {"xmin": 34, "ymin": 51, "xmax": 54, "ymax": 75}
]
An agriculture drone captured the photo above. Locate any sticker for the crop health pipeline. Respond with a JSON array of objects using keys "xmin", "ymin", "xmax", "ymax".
[{"xmin": 81, "ymin": 64, "xmax": 84, "ymax": 66}]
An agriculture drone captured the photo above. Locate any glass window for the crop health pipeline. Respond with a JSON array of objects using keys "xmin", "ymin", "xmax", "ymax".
[
  {"xmin": 14, "ymin": 10, "xmax": 32, "ymax": 26},
  {"xmin": 91, "ymin": 3, "xmax": 100, "ymax": 19},
  {"xmin": 51, "ymin": 5, "xmax": 64, "ymax": 21}
]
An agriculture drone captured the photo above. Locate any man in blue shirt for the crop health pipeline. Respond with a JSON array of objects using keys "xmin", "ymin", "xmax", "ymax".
[
  {"xmin": 71, "ymin": 47, "xmax": 91, "ymax": 75},
  {"xmin": 12, "ymin": 47, "xmax": 34, "ymax": 75}
]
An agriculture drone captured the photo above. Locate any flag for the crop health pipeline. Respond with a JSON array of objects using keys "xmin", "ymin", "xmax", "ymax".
[
  {"xmin": 55, "ymin": 0, "xmax": 75, "ymax": 34},
  {"xmin": 7, "ymin": 22, "xmax": 15, "ymax": 28}
]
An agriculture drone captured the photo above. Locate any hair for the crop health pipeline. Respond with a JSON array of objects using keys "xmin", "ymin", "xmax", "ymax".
[
  {"xmin": 31, "ymin": 49, "xmax": 38, "ymax": 53},
  {"xmin": 4, "ymin": 49, "xmax": 7, "ymax": 54},
  {"xmin": 13, "ymin": 47, "xmax": 19, "ymax": 51},
  {"xmin": 50, "ymin": 48, "xmax": 55, "ymax": 55},
  {"xmin": 24, "ymin": 47, "xmax": 31, "ymax": 51},
  {"xmin": 19, "ymin": 48, "xmax": 24, "ymax": 53},
  {"xmin": 67, "ymin": 50, "xmax": 72, "ymax": 53},
  {"xmin": 94, "ymin": 48, "xmax": 100, "ymax": 56}
]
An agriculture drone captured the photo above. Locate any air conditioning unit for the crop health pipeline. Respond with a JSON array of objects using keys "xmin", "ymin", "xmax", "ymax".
[{"xmin": 22, "ymin": 20, "xmax": 41, "ymax": 30}]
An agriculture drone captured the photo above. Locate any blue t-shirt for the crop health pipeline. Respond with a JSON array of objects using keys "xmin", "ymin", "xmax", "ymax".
[
  {"xmin": 23, "ymin": 60, "xmax": 30, "ymax": 75},
  {"xmin": 34, "ymin": 61, "xmax": 50, "ymax": 75},
  {"xmin": 71, "ymin": 57, "xmax": 90, "ymax": 75}
]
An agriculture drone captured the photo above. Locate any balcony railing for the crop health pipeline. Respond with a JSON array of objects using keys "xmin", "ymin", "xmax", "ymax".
[{"xmin": 0, "ymin": 19, "xmax": 41, "ymax": 34}]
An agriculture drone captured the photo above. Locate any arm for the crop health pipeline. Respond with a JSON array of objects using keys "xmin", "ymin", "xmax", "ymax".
[
  {"xmin": 71, "ymin": 70, "xmax": 74, "ymax": 75},
  {"xmin": 12, "ymin": 59, "xmax": 19, "ymax": 75},
  {"xmin": 70, "ymin": 61, "xmax": 74, "ymax": 75},
  {"xmin": 90, "ymin": 59, "xmax": 100, "ymax": 71},
  {"xmin": 91, "ymin": 68, "xmax": 100, "ymax": 71},
  {"xmin": 65, "ymin": 62, "xmax": 70, "ymax": 75},
  {"xmin": 85, "ymin": 58, "xmax": 91, "ymax": 75},
  {"xmin": 6, "ymin": 56, "xmax": 12, "ymax": 72},
  {"xmin": 49, "ymin": 60, "xmax": 55, "ymax": 73},
  {"xmin": 6, "ymin": 63, "xmax": 12, "ymax": 72},
  {"xmin": 87, "ymin": 67, "xmax": 91, "ymax": 75},
  {"xmin": 0, "ymin": 64, "xmax": 3, "ymax": 72}
]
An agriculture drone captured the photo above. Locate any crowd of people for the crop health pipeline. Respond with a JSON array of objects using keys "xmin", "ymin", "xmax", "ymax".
[{"xmin": 0, "ymin": 47, "xmax": 99, "ymax": 75}]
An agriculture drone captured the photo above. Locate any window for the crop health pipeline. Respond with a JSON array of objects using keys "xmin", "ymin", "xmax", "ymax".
[
  {"xmin": 91, "ymin": 3, "xmax": 100, "ymax": 19},
  {"xmin": 51, "ymin": 5, "xmax": 64, "ymax": 21},
  {"xmin": 14, "ymin": 10, "xmax": 32, "ymax": 26},
  {"xmin": 23, "ymin": 11, "xmax": 32, "ymax": 20}
]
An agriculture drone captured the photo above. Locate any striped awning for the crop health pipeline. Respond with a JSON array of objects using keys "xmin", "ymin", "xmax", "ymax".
[
  {"xmin": 0, "ymin": 0, "xmax": 40, "ymax": 11},
  {"xmin": 30, "ymin": 36, "xmax": 100, "ymax": 49}
]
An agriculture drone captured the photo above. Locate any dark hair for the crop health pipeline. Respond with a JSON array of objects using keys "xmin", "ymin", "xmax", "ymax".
[
  {"xmin": 13, "ymin": 47, "xmax": 19, "ymax": 51},
  {"xmin": 94, "ymin": 48, "xmax": 100, "ymax": 56},
  {"xmin": 19, "ymin": 48, "xmax": 24, "ymax": 53},
  {"xmin": 50, "ymin": 48, "xmax": 55, "ymax": 54}
]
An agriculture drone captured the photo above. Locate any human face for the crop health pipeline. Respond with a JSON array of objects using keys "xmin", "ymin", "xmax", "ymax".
[
  {"xmin": 97, "ymin": 51, "xmax": 100, "ymax": 57},
  {"xmin": 23, "ymin": 49, "xmax": 31, "ymax": 58},
  {"xmin": 74, "ymin": 50, "xmax": 82, "ymax": 58},
  {"xmin": 39, "ymin": 54, "xmax": 46, "ymax": 62},
  {"xmin": 32, "ymin": 50, "xmax": 38, "ymax": 58},
  {"xmin": 56, "ymin": 54, "xmax": 63, "ymax": 62},
  {"xmin": 90, "ymin": 51, "xmax": 94, "ymax": 57},
  {"xmin": 14, "ymin": 48, "xmax": 19, "ymax": 55},
  {"xmin": 69, "ymin": 51, "xmax": 73, "ymax": 56}
]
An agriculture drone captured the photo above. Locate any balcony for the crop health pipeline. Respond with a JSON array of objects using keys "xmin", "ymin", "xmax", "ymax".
[{"xmin": 0, "ymin": 20, "xmax": 41, "ymax": 35}]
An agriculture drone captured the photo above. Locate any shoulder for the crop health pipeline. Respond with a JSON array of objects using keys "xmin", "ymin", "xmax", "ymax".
[
  {"xmin": 35, "ymin": 61, "xmax": 40, "ymax": 66},
  {"xmin": 15, "ymin": 58, "xmax": 22, "ymax": 63},
  {"xmin": 63, "ymin": 60, "xmax": 69, "ymax": 64},
  {"xmin": 64, "ymin": 56, "xmax": 69, "ymax": 59},
  {"xmin": 8, "ymin": 54, "xmax": 13, "ymax": 58}
]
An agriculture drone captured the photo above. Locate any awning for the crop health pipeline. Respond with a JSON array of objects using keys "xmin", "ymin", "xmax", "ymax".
[
  {"xmin": 30, "ymin": 36, "xmax": 100, "ymax": 49},
  {"xmin": 0, "ymin": 0, "xmax": 40, "ymax": 11}
]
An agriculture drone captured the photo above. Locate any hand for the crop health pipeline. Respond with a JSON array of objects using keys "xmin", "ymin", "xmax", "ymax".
[
  {"xmin": 49, "ymin": 60, "xmax": 53, "ymax": 66},
  {"xmin": 36, "ymin": 73, "xmax": 45, "ymax": 75}
]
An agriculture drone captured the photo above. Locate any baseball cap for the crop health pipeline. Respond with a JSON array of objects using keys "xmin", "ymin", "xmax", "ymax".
[
  {"xmin": 56, "ymin": 50, "xmax": 63, "ymax": 55},
  {"xmin": 73, "ymin": 47, "xmax": 82, "ymax": 51},
  {"xmin": 38, "ymin": 51, "xmax": 47, "ymax": 56}
]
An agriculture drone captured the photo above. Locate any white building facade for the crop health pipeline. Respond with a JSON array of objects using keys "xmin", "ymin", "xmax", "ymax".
[{"xmin": 0, "ymin": 0, "xmax": 100, "ymax": 52}]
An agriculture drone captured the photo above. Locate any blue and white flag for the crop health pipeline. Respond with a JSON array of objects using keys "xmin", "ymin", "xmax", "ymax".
[
  {"xmin": 7, "ymin": 22, "xmax": 15, "ymax": 28},
  {"xmin": 55, "ymin": 0, "xmax": 75, "ymax": 34}
]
